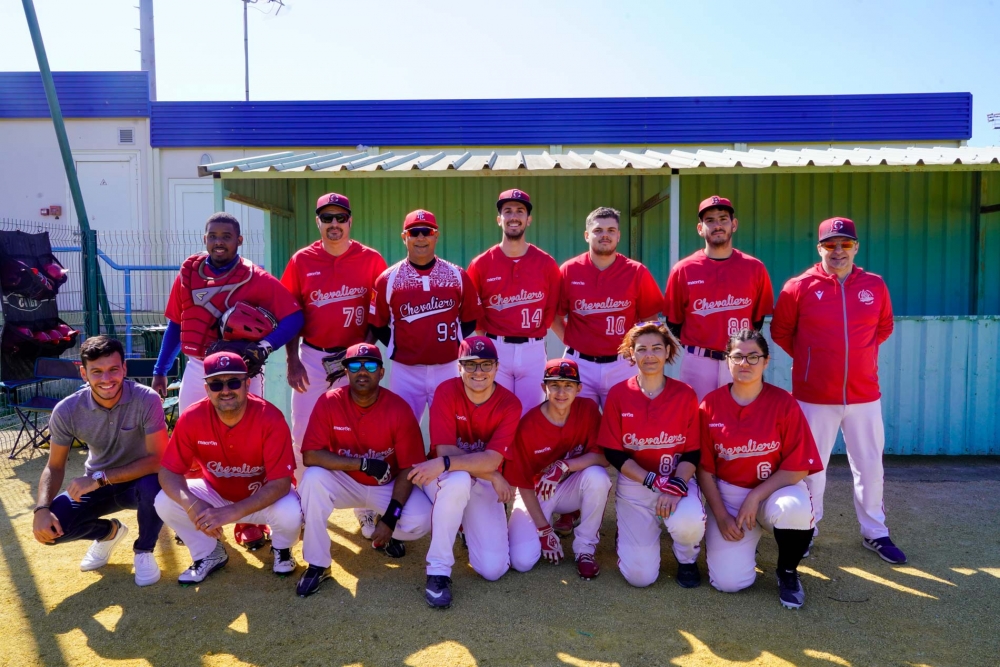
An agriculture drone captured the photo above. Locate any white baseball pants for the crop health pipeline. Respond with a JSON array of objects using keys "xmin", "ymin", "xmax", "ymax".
[
  {"xmin": 421, "ymin": 471, "xmax": 509, "ymax": 581},
  {"xmin": 178, "ymin": 355, "xmax": 264, "ymax": 413},
  {"xmin": 389, "ymin": 361, "xmax": 458, "ymax": 422},
  {"xmin": 679, "ymin": 353, "xmax": 733, "ymax": 402},
  {"xmin": 298, "ymin": 467, "xmax": 433, "ymax": 568},
  {"xmin": 493, "ymin": 338, "xmax": 547, "ymax": 415},
  {"xmin": 705, "ymin": 479, "xmax": 814, "ymax": 593},
  {"xmin": 566, "ymin": 350, "xmax": 635, "ymax": 408},
  {"xmin": 153, "ymin": 480, "xmax": 301, "ymax": 562},
  {"xmin": 508, "ymin": 465, "xmax": 612, "ymax": 571},
  {"xmin": 798, "ymin": 399, "xmax": 888, "ymax": 540},
  {"xmin": 290, "ymin": 345, "xmax": 348, "ymax": 483},
  {"xmin": 615, "ymin": 473, "xmax": 706, "ymax": 588}
]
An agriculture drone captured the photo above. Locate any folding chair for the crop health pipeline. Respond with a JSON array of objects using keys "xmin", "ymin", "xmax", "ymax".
[
  {"xmin": 126, "ymin": 358, "xmax": 180, "ymax": 426},
  {"xmin": 6, "ymin": 357, "xmax": 82, "ymax": 459}
]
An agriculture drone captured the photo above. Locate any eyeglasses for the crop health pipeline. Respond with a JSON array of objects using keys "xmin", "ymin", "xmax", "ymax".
[
  {"xmin": 207, "ymin": 378, "xmax": 245, "ymax": 392},
  {"xmin": 820, "ymin": 240, "xmax": 857, "ymax": 251},
  {"xmin": 728, "ymin": 354, "xmax": 765, "ymax": 366},
  {"xmin": 460, "ymin": 360, "xmax": 496, "ymax": 373},
  {"xmin": 346, "ymin": 360, "xmax": 381, "ymax": 374},
  {"xmin": 406, "ymin": 227, "xmax": 437, "ymax": 238},
  {"xmin": 319, "ymin": 213, "xmax": 350, "ymax": 224}
]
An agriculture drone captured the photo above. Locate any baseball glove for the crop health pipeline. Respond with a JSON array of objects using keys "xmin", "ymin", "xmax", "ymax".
[{"xmin": 205, "ymin": 339, "xmax": 269, "ymax": 378}]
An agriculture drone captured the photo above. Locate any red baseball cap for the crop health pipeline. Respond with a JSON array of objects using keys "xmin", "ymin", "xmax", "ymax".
[
  {"xmin": 343, "ymin": 342, "xmax": 382, "ymax": 363},
  {"xmin": 203, "ymin": 351, "xmax": 248, "ymax": 378},
  {"xmin": 698, "ymin": 195, "xmax": 735, "ymax": 219},
  {"xmin": 316, "ymin": 192, "xmax": 352, "ymax": 215},
  {"xmin": 457, "ymin": 336, "xmax": 498, "ymax": 361},
  {"xmin": 818, "ymin": 217, "xmax": 858, "ymax": 241},
  {"xmin": 403, "ymin": 209, "xmax": 438, "ymax": 231},
  {"xmin": 543, "ymin": 358, "xmax": 581, "ymax": 383},
  {"xmin": 497, "ymin": 188, "xmax": 532, "ymax": 214}
]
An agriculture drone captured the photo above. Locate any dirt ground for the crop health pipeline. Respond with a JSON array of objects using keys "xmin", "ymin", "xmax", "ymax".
[{"xmin": 0, "ymin": 451, "xmax": 997, "ymax": 667}]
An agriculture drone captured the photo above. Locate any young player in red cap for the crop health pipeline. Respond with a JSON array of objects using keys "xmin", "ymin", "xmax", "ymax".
[
  {"xmin": 369, "ymin": 209, "xmax": 483, "ymax": 421},
  {"xmin": 295, "ymin": 343, "xmax": 432, "ymax": 597},
  {"xmin": 155, "ymin": 351, "xmax": 300, "ymax": 584},
  {"xmin": 770, "ymin": 217, "xmax": 905, "ymax": 564},
  {"xmin": 598, "ymin": 322, "xmax": 706, "ymax": 589},
  {"xmin": 407, "ymin": 336, "xmax": 522, "ymax": 609},
  {"xmin": 664, "ymin": 195, "xmax": 774, "ymax": 401},
  {"xmin": 699, "ymin": 329, "xmax": 823, "ymax": 609},
  {"xmin": 505, "ymin": 358, "xmax": 610, "ymax": 580},
  {"xmin": 467, "ymin": 189, "xmax": 561, "ymax": 415},
  {"xmin": 553, "ymin": 207, "xmax": 662, "ymax": 408}
]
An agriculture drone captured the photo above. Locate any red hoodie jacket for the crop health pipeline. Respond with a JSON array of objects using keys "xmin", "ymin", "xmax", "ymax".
[{"xmin": 770, "ymin": 264, "xmax": 893, "ymax": 405}]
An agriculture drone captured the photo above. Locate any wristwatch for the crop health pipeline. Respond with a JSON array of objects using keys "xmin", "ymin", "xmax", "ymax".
[{"xmin": 91, "ymin": 471, "xmax": 109, "ymax": 487}]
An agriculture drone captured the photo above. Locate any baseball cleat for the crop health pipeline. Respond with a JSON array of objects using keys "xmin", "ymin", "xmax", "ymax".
[
  {"xmin": 575, "ymin": 553, "xmax": 600, "ymax": 580},
  {"xmin": 425, "ymin": 575, "xmax": 452, "ymax": 609},
  {"xmin": 374, "ymin": 538, "xmax": 406, "ymax": 558},
  {"xmin": 178, "ymin": 541, "xmax": 228, "ymax": 584},
  {"xmin": 863, "ymin": 536, "xmax": 907, "ymax": 564},
  {"xmin": 357, "ymin": 510, "xmax": 377, "ymax": 540},
  {"xmin": 133, "ymin": 552, "xmax": 161, "ymax": 587},
  {"xmin": 80, "ymin": 519, "xmax": 129, "ymax": 572},
  {"xmin": 776, "ymin": 569, "xmax": 805, "ymax": 609},
  {"xmin": 271, "ymin": 547, "xmax": 296, "ymax": 575},
  {"xmin": 675, "ymin": 562, "xmax": 701, "ymax": 589},
  {"xmin": 234, "ymin": 523, "xmax": 270, "ymax": 552},
  {"xmin": 296, "ymin": 564, "xmax": 332, "ymax": 597},
  {"xmin": 553, "ymin": 510, "xmax": 581, "ymax": 537}
]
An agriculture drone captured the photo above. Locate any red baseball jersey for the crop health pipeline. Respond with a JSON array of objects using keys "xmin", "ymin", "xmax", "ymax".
[
  {"xmin": 598, "ymin": 376, "xmax": 700, "ymax": 476},
  {"xmin": 699, "ymin": 383, "xmax": 824, "ymax": 489},
  {"xmin": 370, "ymin": 258, "xmax": 483, "ymax": 365},
  {"xmin": 162, "ymin": 394, "xmax": 294, "ymax": 502},
  {"xmin": 300, "ymin": 386, "xmax": 426, "ymax": 486},
  {"xmin": 429, "ymin": 378, "xmax": 522, "ymax": 459},
  {"xmin": 664, "ymin": 249, "xmax": 774, "ymax": 351},
  {"xmin": 557, "ymin": 253, "xmax": 662, "ymax": 356},
  {"xmin": 467, "ymin": 244, "xmax": 561, "ymax": 338},
  {"xmin": 280, "ymin": 240, "xmax": 387, "ymax": 349},
  {"xmin": 503, "ymin": 397, "xmax": 602, "ymax": 488}
]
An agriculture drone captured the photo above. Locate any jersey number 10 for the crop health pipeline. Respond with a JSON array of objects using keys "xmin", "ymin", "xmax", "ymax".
[{"xmin": 605, "ymin": 316, "xmax": 626, "ymax": 336}]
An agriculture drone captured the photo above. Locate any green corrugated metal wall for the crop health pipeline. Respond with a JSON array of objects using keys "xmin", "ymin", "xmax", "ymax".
[{"xmin": 980, "ymin": 172, "xmax": 1000, "ymax": 314}]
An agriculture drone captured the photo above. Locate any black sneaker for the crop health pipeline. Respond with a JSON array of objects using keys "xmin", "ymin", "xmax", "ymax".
[
  {"xmin": 374, "ymin": 538, "xmax": 405, "ymax": 558},
  {"xmin": 296, "ymin": 564, "xmax": 332, "ymax": 597},
  {"xmin": 676, "ymin": 562, "xmax": 701, "ymax": 589},
  {"xmin": 425, "ymin": 575, "xmax": 452, "ymax": 609},
  {"xmin": 777, "ymin": 569, "xmax": 805, "ymax": 609}
]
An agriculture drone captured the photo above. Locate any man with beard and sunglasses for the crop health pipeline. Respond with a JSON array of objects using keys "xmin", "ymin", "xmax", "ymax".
[
  {"xmin": 664, "ymin": 196, "xmax": 774, "ymax": 401},
  {"xmin": 369, "ymin": 209, "xmax": 483, "ymax": 421},
  {"xmin": 467, "ymin": 189, "xmax": 561, "ymax": 415}
]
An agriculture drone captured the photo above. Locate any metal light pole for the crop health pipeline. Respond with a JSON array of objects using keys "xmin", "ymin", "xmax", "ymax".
[{"xmin": 243, "ymin": 0, "xmax": 250, "ymax": 101}]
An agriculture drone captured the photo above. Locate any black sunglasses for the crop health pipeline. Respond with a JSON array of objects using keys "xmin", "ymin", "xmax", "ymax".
[
  {"xmin": 406, "ymin": 227, "xmax": 437, "ymax": 238},
  {"xmin": 346, "ymin": 360, "xmax": 381, "ymax": 374},
  {"xmin": 319, "ymin": 213, "xmax": 350, "ymax": 224},
  {"xmin": 207, "ymin": 378, "xmax": 244, "ymax": 392}
]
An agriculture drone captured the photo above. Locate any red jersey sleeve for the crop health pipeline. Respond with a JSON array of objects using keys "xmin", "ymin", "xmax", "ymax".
[
  {"xmin": 392, "ymin": 405, "xmax": 427, "ymax": 470},
  {"xmin": 466, "ymin": 256, "xmax": 483, "ymax": 293},
  {"xmin": 161, "ymin": 412, "xmax": 197, "ymax": 474},
  {"xmin": 596, "ymin": 389, "xmax": 625, "ymax": 451},
  {"xmin": 369, "ymin": 272, "xmax": 390, "ymax": 328},
  {"xmin": 664, "ymin": 266, "xmax": 686, "ymax": 325},
  {"xmin": 635, "ymin": 265, "xmax": 663, "ymax": 321},
  {"xmin": 770, "ymin": 282, "xmax": 799, "ymax": 357},
  {"xmin": 429, "ymin": 384, "xmax": 458, "ymax": 458},
  {"xmin": 777, "ymin": 399, "xmax": 824, "ymax": 475},
  {"xmin": 459, "ymin": 269, "xmax": 484, "ymax": 323},
  {"xmin": 261, "ymin": 404, "xmax": 294, "ymax": 481},
  {"xmin": 698, "ymin": 404, "xmax": 717, "ymax": 475},
  {"xmin": 255, "ymin": 270, "xmax": 302, "ymax": 321},
  {"xmin": 370, "ymin": 254, "xmax": 388, "ymax": 306},
  {"xmin": 279, "ymin": 256, "xmax": 303, "ymax": 308},
  {"xmin": 300, "ymin": 393, "xmax": 334, "ymax": 454},
  {"xmin": 164, "ymin": 274, "xmax": 183, "ymax": 323},
  {"xmin": 556, "ymin": 264, "xmax": 570, "ymax": 317},
  {"xmin": 877, "ymin": 281, "xmax": 894, "ymax": 345},
  {"xmin": 754, "ymin": 266, "xmax": 775, "ymax": 321}
]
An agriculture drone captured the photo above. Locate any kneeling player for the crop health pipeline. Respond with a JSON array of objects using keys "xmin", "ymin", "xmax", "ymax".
[
  {"xmin": 506, "ymin": 359, "xmax": 610, "ymax": 579},
  {"xmin": 296, "ymin": 343, "xmax": 432, "ymax": 597},
  {"xmin": 699, "ymin": 329, "xmax": 822, "ymax": 609}
]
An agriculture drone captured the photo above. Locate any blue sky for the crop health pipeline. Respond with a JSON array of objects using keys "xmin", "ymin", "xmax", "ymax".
[{"xmin": 2, "ymin": 0, "xmax": 997, "ymax": 145}]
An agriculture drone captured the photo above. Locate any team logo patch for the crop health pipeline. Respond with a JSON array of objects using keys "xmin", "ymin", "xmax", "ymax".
[
  {"xmin": 712, "ymin": 196, "xmax": 720, "ymax": 205},
  {"xmin": 473, "ymin": 340, "xmax": 486, "ymax": 353},
  {"xmin": 358, "ymin": 344, "xmax": 372, "ymax": 356},
  {"xmin": 417, "ymin": 211, "xmax": 426, "ymax": 220},
  {"xmin": 858, "ymin": 289, "xmax": 875, "ymax": 305},
  {"xmin": 815, "ymin": 290, "xmax": 824, "ymax": 300},
  {"xmin": 832, "ymin": 219, "xmax": 844, "ymax": 232},
  {"xmin": 218, "ymin": 356, "xmax": 230, "ymax": 368}
]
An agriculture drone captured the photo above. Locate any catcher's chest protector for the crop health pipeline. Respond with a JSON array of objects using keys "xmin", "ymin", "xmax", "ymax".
[{"xmin": 178, "ymin": 254, "xmax": 253, "ymax": 358}]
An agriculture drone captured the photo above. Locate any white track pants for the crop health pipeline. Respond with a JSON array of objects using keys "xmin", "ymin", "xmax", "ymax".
[
  {"xmin": 508, "ymin": 466, "xmax": 612, "ymax": 571},
  {"xmin": 705, "ymin": 479, "xmax": 814, "ymax": 593},
  {"xmin": 178, "ymin": 355, "xmax": 264, "ymax": 413},
  {"xmin": 154, "ymin": 480, "xmax": 301, "ymax": 561},
  {"xmin": 679, "ymin": 354, "xmax": 732, "ymax": 402},
  {"xmin": 389, "ymin": 361, "xmax": 458, "ymax": 422},
  {"xmin": 298, "ymin": 467, "xmax": 432, "ymax": 568},
  {"xmin": 421, "ymin": 471, "xmax": 509, "ymax": 581},
  {"xmin": 798, "ymin": 399, "xmax": 888, "ymax": 540},
  {"xmin": 615, "ymin": 473, "xmax": 706, "ymax": 587},
  {"xmin": 290, "ymin": 345, "xmax": 348, "ymax": 482},
  {"xmin": 567, "ymin": 350, "xmax": 635, "ymax": 409},
  {"xmin": 494, "ymin": 339, "xmax": 547, "ymax": 416}
]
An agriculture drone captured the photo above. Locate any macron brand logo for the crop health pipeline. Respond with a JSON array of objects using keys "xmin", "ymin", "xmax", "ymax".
[
  {"xmin": 486, "ymin": 276, "xmax": 502, "ymax": 282},
  {"xmin": 622, "ymin": 412, "xmax": 634, "ymax": 417},
  {"xmin": 534, "ymin": 447, "xmax": 552, "ymax": 455},
  {"xmin": 197, "ymin": 440, "xmax": 219, "ymax": 446},
  {"xmin": 687, "ymin": 280, "xmax": 705, "ymax": 286},
  {"xmin": 815, "ymin": 291, "xmax": 824, "ymax": 300},
  {"xmin": 708, "ymin": 423, "xmax": 725, "ymax": 428},
  {"xmin": 487, "ymin": 290, "xmax": 546, "ymax": 311},
  {"xmin": 333, "ymin": 426, "xmax": 351, "ymax": 432},
  {"xmin": 306, "ymin": 271, "xmax": 322, "ymax": 277},
  {"xmin": 456, "ymin": 415, "xmax": 468, "ymax": 421},
  {"xmin": 715, "ymin": 439, "xmax": 781, "ymax": 461},
  {"xmin": 571, "ymin": 281, "xmax": 586, "ymax": 286},
  {"xmin": 692, "ymin": 294, "xmax": 753, "ymax": 316}
]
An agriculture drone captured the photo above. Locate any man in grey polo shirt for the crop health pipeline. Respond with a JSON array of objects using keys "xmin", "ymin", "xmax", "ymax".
[{"xmin": 32, "ymin": 336, "xmax": 168, "ymax": 586}]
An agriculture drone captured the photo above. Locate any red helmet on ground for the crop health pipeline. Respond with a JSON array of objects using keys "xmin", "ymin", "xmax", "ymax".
[
  {"xmin": 220, "ymin": 302, "xmax": 276, "ymax": 342},
  {"xmin": 56, "ymin": 323, "xmax": 75, "ymax": 337},
  {"xmin": 41, "ymin": 259, "xmax": 68, "ymax": 283}
]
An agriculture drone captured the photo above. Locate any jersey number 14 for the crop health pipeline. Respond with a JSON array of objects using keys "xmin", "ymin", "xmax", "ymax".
[{"xmin": 520, "ymin": 308, "xmax": 542, "ymax": 329}]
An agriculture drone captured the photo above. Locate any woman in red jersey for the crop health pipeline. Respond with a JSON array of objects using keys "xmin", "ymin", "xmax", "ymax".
[{"xmin": 698, "ymin": 328, "xmax": 823, "ymax": 609}]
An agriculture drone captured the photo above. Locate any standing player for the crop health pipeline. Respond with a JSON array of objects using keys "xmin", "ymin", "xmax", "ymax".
[
  {"xmin": 505, "ymin": 358, "xmax": 610, "ymax": 579},
  {"xmin": 598, "ymin": 322, "xmax": 705, "ymax": 588},
  {"xmin": 155, "ymin": 351, "xmax": 301, "ymax": 583},
  {"xmin": 664, "ymin": 195, "xmax": 774, "ymax": 400},
  {"xmin": 553, "ymin": 207, "xmax": 662, "ymax": 407},
  {"xmin": 296, "ymin": 343, "xmax": 433, "ymax": 597},
  {"xmin": 467, "ymin": 189, "xmax": 561, "ymax": 414},
  {"xmin": 698, "ymin": 329, "xmax": 822, "ymax": 609},
  {"xmin": 407, "ymin": 336, "xmax": 522, "ymax": 609},
  {"xmin": 770, "ymin": 217, "xmax": 905, "ymax": 563},
  {"xmin": 370, "ymin": 209, "xmax": 482, "ymax": 420}
]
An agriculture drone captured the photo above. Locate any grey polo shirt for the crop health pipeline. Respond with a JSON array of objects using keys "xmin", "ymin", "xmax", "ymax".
[{"xmin": 48, "ymin": 380, "xmax": 167, "ymax": 475}]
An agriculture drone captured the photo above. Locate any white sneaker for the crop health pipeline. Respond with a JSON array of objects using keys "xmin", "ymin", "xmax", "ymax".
[
  {"xmin": 178, "ymin": 541, "xmax": 228, "ymax": 584},
  {"xmin": 357, "ymin": 510, "xmax": 377, "ymax": 539},
  {"xmin": 134, "ymin": 552, "xmax": 161, "ymax": 586},
  {"xmin": 271, "ymin": 547, "xmax": 296, "ymax": 575},
  {"xmin": 80, "ymin": 520, "xmax": 129, "ymax": 572}
]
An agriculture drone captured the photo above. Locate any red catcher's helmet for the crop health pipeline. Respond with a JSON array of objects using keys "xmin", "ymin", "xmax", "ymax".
[{"xmin": 220, "ymin": 302, "xmax": 276, "ymax": 342}]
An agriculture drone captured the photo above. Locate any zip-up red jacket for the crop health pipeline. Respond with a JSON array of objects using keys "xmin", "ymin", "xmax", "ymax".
[{"xmin": 770, "ymin": 264, "xmax": 893, "ymax": 405}]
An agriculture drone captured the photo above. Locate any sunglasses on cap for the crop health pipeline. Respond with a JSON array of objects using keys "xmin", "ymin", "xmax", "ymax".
[
  {"xmin": 406, "ymin": 227, "xmax": 437, "ymax": 238},
  {"xmin": 319, "ymin": 212, "xmax": 350, "ymax": 224},
  {"xmin": 820, "ymin": 240, "xmax": 857, "ymax": 251},
  {"xmin": 346, "ymin": 360, "xmax": 381, "ymax": 374},
  {"xmin": 207, "ymin": 378, "xmax": 245, "ymax": 392}
]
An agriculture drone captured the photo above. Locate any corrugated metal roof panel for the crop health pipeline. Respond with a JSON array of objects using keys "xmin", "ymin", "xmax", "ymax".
[{"xmin": 0, "ymin": 71, "xmax": 151, "ymax": 118}]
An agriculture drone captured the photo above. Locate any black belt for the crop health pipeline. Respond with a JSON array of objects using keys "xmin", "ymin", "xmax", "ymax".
[
  {"xmin": 685, "ymin": 345, "xmax": 727, "ymax": 361},
  {"xmin": 485, "ymin": 333, "xmax": 544, "ymax": 345},
  {"xmin": 567, "ymin": 347, "xmax": 620, "ymax": 364},
  {"xmin": 303, "ymin": 341, "xmax": 346, "ymax": 355}
]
